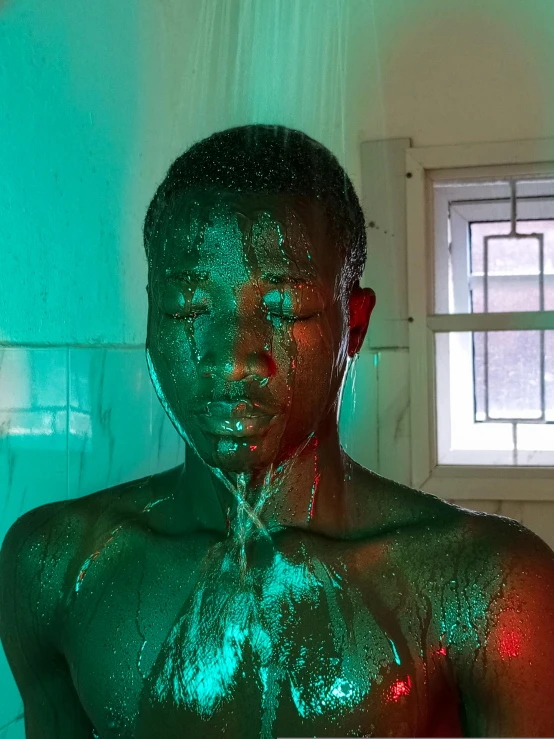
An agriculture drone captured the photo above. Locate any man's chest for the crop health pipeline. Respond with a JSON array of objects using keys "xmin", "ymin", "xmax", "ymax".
[{"xmin": 62, "ymin": 528, "xmax": 459, "ymax": 738}]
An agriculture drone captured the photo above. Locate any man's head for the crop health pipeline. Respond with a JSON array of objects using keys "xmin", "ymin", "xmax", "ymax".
[{"xmin": 144, "ymin": 124, "xmax": 375, "ymax": 474}]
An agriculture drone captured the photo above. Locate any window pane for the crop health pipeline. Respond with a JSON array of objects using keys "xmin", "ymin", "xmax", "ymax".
[
  {"xmin": 471, "ymin": 279, "xmax": 484, "ymax": 312},
  {"xmin": 434, "ymin": 180, "xmax": 554, "ymax": 465},
  {"xmin": 469, "ymin": 223, "xmax": 510, "ymax": 313},
  {"xmin": 436, "ymin": 330, "xmax": 554, "ymax": 466},
  {"xmin": 546, "ymin": 330, "xmax": 554, "ymax": 421},
  {"xmin": 473, "ymin": 332, "xmax": 485, "ymax": 420},
  {"xmin": 516, "ymin": 219, "xmax": 554, "ymax": 271},
  {"xmin": 487, "ymin": 235, "xmax": 540, "ymax": 274},
  {"xmin": 487, "ymin": 236, "xmax": 541, "ymax": 312},
  {"xmin": 545, "ymin": 276, "xmax": 554, "ymax": 310},
  {"xmin": 470, "ymin": 232, "xmax": 542, "ymax": 313},
  {"xmin": 473, "ymin": 330, "xmax": 542, "ymax": 420},
  {"xmin": 515, "ymin": 220, "xmax": 554, "ymax": 309},
  {"xmin": 487, "ymin": 275, "xmax": 540, "ymax": 312},
  {"xmin": 468, "ymin": 222, "xmax": 554, "ymax": 313}
]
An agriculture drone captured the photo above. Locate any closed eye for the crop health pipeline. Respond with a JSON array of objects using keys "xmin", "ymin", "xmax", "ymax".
[
  {"xmin": 262, "ymin": 288, "xmax": 322, "ymax": 321},
  {"xmin": 169, "ymin": 307, "xmax": 209, "ymax": 321},
  {"xmin": 159, "ymin": 283, "xmax": 211, "ymax": 320}
]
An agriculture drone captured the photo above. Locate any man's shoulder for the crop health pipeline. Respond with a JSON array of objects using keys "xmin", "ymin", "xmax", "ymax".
[
  {"xmin": 347, "ymin": 462, "xmax": 554, "ymax": 566},
  {"xmin": 437, "ymin": 505, "xmax": 554, "ymax": 726},
  {"xmin": 0, "ymin": 473, "xmax": 158, "ymax": 602},
  {"xmin": 0, "ymin": 494, "xmax": 99, "ymax": 607},
  {"xmin": 458, "ymin": 504, "xmax": 554, "ymax": 583},
  {"xmin": 1, "ymin": 477, "xmax": 143, "ymax": 555},
  {"xmin": 346, "ymin": 461, "xmax": 467, "ymax": 536},
  {"xmin": 0, "ymin": 473, "xmax": 161, "ymax": 649},
  {"xmin": 419, "ymin": 502, "xmax": 554, "ymax": 641},
  {"xmin": 414, "ymin": 496, "xmax": 554, "ymax": 579},
  {"xmin": 1, "ymin": 499, "xmax": 81, "ymax": 576},
  {"xmin": 0, "ymin": 499, "xmax": 81, "ymax": 653},
  {"xmin": 439, "ymin": 500, "xmax": 554, "ymax": 564}
]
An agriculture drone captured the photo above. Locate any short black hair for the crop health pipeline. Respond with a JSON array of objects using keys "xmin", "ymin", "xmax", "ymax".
[{"xmin": 144, "ymin": 124, "xmax": 367, "ymax": 285}]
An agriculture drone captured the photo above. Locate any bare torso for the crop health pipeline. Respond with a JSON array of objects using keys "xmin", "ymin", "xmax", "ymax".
[{"xmin": 51, "ymin": 464, "xmax": 491, "ymax": 738}]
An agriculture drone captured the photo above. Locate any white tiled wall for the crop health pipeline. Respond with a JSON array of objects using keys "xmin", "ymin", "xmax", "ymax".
[
  {"xmin": 339, "ymin": 348, "xmax": 412, "ymax": 487},
  {"xmin": 0, "ymin": 345, "xmax": 185, "ymax": 739},
  {"xmin": 339, "ymin": 351, "xmax": 379, "ymax": 472}
]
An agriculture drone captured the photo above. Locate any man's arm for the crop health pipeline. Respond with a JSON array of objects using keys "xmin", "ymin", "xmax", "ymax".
[
  {"xmin": 456, "ymin": 519, "xmax": 554, "ymax": 737},
  {"xmin": 0, "ymin": 504, "xmax": 95, "ymax": 738}
]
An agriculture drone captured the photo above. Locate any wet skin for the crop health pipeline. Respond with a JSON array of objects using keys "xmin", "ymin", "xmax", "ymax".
[{"xmin": 2, "ymin": 193, "xmax": 554, "ymax": 738}]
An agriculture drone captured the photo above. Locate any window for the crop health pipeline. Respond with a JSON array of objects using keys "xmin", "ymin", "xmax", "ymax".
[
  {"xmin": 435, "ymin": 179, "xmax": 554, "ymax": 467},
  {"xmin": 406, "ymin": 140, "xmax": 554, "ymax": 500}
]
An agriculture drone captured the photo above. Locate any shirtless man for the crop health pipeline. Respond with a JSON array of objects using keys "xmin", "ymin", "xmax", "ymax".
[{"xmin": 2, "ymin": 124, "xmax": 554, "ymax": 738}]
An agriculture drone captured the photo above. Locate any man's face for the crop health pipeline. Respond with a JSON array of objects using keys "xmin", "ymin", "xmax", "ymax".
[{"xmin": 146, "ymin": 191, "xmax": 354, "ymax": 473}]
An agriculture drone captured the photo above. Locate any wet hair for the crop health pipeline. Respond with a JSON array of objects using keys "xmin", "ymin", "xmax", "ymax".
[{"xmin": 144, "ymin": 124, "xmax": 367, "ymax": 285}]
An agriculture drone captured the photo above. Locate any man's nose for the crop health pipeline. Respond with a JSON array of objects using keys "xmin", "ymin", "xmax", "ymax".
[{"xmin": 199, "ymin": 314, "xmax": 276, "ymax": 382}]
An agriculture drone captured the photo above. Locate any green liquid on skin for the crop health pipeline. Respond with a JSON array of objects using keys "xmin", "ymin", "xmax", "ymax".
[{"xmin": 151, "ymin": 545, "xmax": 389, "ymax": 738}]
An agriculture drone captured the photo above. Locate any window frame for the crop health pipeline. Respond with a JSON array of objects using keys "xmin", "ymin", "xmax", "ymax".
[{"xmin": 406, "ymin": 138, "xmax": 554, "ymax": 501}]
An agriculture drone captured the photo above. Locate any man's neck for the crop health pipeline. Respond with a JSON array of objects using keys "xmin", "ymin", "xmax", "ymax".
[{"xmin": 179, "ymin": 416, "xmax": 352, "ymax": 539}]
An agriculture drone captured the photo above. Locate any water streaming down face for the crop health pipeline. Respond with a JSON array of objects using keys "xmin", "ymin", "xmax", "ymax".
[
  {"xmin": 145, "ymin": 186, "xmax": 352, "ymax": 496},
  {"xmin": 338, "ymin": 352, "xmax": 359, "ymax": 455}
]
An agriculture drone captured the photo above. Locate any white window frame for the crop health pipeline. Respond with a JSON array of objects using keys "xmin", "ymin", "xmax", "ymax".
[
  {"xmin": 406, "ymin": 138, "xmax": 554, "ymax": 501},
  {"xmin": 437, "ymin": 194, "xmax": 554, "ymax": 466}
]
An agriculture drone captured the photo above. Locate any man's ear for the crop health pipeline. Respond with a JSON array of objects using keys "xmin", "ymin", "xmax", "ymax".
[{"xmin": 348, "ymin": 281, "xmax": 376, "ymax": 357}]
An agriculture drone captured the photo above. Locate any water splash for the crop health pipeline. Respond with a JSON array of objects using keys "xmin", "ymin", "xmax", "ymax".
[
  {"xmin": 150, "ymin": 541, "xmax": 388, "ymax": 739},
  {"xmin": 339, "ymin": 352, "xmax": 359, "ymax": 455}
]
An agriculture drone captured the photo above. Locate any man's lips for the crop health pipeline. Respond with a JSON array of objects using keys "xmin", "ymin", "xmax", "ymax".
[
  {"xmin": 193, "ymin": 400, "xmax": 277, "ymax": 438},
  {"xmin": 204, "ymin": 400, "xmax": 274, "ymax": 418}
]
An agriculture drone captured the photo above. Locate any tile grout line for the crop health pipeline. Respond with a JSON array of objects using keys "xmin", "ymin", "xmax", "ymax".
[
  {"xmin": 66, "ymin": 346, "xmax": 70, "ymax": 500},
  {"xmin": 376, "ymin": 350, "xmax": 381, "ymax": 475},
  {"xmin": 0, "ymin": 342, "xmax": 145, "ymax": 349}
]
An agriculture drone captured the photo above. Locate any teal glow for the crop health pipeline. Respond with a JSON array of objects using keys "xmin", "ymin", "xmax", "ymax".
[
  {"xmin": 0, "ymin": 0, "xmax": 139, "ymax": 344},
  {"xmin": 74, "ymin": 555, "xmax": 94, "ymax": 594},
  {"xmin": 388, "ymin": 637, "xmax": 401, "ymax": 666},
  {"xmin": 149, "ymin": 548, "xmax": 384, "ymax": 737}
]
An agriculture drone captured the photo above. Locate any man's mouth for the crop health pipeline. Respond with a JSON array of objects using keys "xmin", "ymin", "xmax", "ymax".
[{"xmin": 194, "ymin": 400, "xmax": 277, "ymax": 437}]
